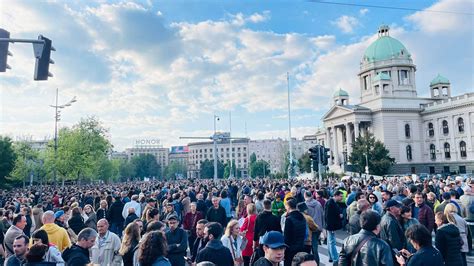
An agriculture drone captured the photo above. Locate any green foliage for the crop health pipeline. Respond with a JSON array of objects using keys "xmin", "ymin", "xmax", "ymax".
[
  {"xmin": 10, "ymin": 141, "xmax": 45, "ymax": 185},
  {"xmin": 44, "ymin": 116, "xmax": 111, "ymax": 182},
  {"xmin": 249, "ymin": 159, "xmax": 270, "ymax": 178},
  {"xmin": 250, "ymin": 153, "xmax": 257, "ymax": 164},
  {"xmin": 199, "ymin": 159, "xmax": 224, "ymax": 179},
  {"xmin": 131, "ymin": 154, "xmax": 161, "ymax": 178},
  {"xmin": 298, "ymin": 152, "xmax": 311, "ymax": 173},
  {"xmin": 163, "ymin": 161, "xmax": 187, "ymax": 180},
  {"xmin": 349, "ymin": 134, "xmax": 395, "ymax": 176},
  {"xmin": 0, "ymin": 136, "xmax": 17, "ymax": 186},
  {"xmin": 97, "ymin": 158, "xmax": 120, "ymax": 182},
  {"xmin": 119, "ymin": 160, "xmax": 134, "ymax": 180}
]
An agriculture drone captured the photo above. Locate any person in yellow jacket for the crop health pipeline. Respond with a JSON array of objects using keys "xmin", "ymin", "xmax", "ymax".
[
  {"xmin": 284, "ymin": 187, "xmax": 297, "ymax": 204},
  {"xmin": 39, "ymin": 211, "xmax": 71, "ymax": 252}
]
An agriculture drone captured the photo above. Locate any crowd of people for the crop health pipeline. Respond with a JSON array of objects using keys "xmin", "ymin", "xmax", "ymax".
[{"xmin": 0, "ymin": 174, "xmax": 471, "ymax": 266}]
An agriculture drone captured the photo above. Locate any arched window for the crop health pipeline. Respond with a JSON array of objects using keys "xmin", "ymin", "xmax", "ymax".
[
  {"xmin": 406, "ymin": 145, "xmax": 412, "ymax": 161},
  {"xmin": 460, "ymin": 141, "xmax": 467, "ymax": 158},
  {"xmin": 458, "ymin": 117, "xmax": 465, "ymax": 133},
  {"xmin": 405, "ymin": 124, "xmax": 410, "ymax": 138},
  {"xmin": 444, "ymin": 142, "xmax": 451, "ymax": 159},
  {"xmin": 433, "ymin": 88, "xmax": 439, "ymax": 97},
  {"xmin": 428, "ymin": 123, "xmax": 434, "ymax": 137},
  {"xmin": 430, "ymin": 144, "xmax": 436, "ymax": 160},
  {"xmin": 442, "ymin": 120, "xmax": 449, "ymax": 134}
]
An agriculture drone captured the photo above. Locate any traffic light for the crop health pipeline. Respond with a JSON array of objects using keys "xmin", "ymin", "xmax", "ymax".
[
  {"xmin": 309, "ymin": 145, "xmax": 320, "ymax": 163},
  {"xmin": 0, "ymin": 29, "xmax": 12, "ymax": 72},
  {"xmin": 34, "ymin": 35, "xmax": 55, "ymax": 80},
  {"xmin": 322, "ymin": 147, "xmax": 330, "ymax": 166}
]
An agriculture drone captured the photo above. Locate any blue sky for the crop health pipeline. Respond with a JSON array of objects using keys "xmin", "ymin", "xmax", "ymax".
[{"xmin": 1, "ymin": 0, "xmax": 472, "ymax": 150}]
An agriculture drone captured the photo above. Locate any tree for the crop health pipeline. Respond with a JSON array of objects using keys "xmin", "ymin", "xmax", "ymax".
[
  {"xmin": 10, "ymin": 141, "xmax": 44, "ymax": 185},
  {"xmin": 164, "ymin": 161, "xmax": 187, "ymax": 180},
  {"xmin": 131, "ymin": 154, "xmax": 161, "ymax": 179},
  {"xmin": 298, "ymin": 152, "xmax": 312, "ymax": 173},
  {"xmin": 0, "ymin": 136, "xmax": 16, "ymax": 186},
  {"xmin": 349, "ymin": 134, "xmax": 395, "ymax": 176},
  {"xmin": 97, "ymin": 158, "xmax": 120, "ymax": 182},
  {"xmin": 250, "ymin": 160, "xmax": 270, "ymax": 178},
  {"xmin": 119, "ymin": 160, "xmax": 134, "ymax": 180},
  {"xmin": 199, "ymin": 159, "xmax": 224, "ymax": 179},
  {"xmin": 43, "ymin": 116, "xmax": 112, "ymax": 183}
]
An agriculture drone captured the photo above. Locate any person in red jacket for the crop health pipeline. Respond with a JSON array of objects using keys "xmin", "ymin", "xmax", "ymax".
[
  {"xmin": 182, "ymin": 202, "xmax": 203, "ymax": 250},
  {"xmin": 240, "ymin": 203, "xmax": 257, "ymax": 266}
]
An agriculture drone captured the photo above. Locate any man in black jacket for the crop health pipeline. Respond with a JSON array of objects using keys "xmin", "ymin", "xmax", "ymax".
[
  {"xmin": 62, "ymin": 228, "xmax": 97, "ymax": 265},
  {"xmin": 107, "ymin": 195, "xmax": 124, "ymax": 237},
  {"xmin": 283, "ymin": 197, "xmax": 307, "ymax": 266},
  {"xmin": 206, "ymin": 196, "xmax": 227, "ymax": 227},
  {"xmin": 196, "ymin": 222, "xmax": 234, "ymax": 266},
  {"xmin": 380, "ymin": 200, "xmax": 405, "ymax": 251},
  {"xmin": 339, "ymin": 210, "xmax": 393, "ymax": 266},
  {"xmin": 166, "ymin": 215, "xmax": 188, "ymax": 266},
  {"xmin": 191, "ymin": 219, "xmax": 208, "ymax": 263},
  {"xmin": 324, "ymin": 190, "xmax": 343, "ymax": 264},
  {"xmin": 254, "ymin": 199, "xmax": 281, "ymax": 248}
]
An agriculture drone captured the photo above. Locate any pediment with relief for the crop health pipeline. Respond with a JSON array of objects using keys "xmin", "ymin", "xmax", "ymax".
[{"xmin": 322, "ymin": 106, "xmax": 355, "ymax": 120}]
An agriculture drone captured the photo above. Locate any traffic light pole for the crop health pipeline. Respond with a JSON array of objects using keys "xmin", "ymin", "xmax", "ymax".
[{"xmin": 318, "ymin": 143, "xmax": 322, "ymax": 185}]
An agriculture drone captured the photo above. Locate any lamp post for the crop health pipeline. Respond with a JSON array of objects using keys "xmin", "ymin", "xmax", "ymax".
[
  {"xmin": 50, "ymin": 88, "xmax": 77, "ymax": 186},
  {"xmin": 213, "ymin": 114, "xmax": 220, "ymax": 181}
]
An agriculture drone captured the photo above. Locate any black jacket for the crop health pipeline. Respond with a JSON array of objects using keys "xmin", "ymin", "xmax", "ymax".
[
  {"xmin": 405, "ymin": 246, "xmax": 443, "ymax": 266},
  {"xmin": 124, "ymin": 213, "xmax": 138, "ymax": 228},
  {"xmin": 166, "ymin": 227, "xmax": 188, "ymax": 266},
  {"xmin": 196, "ymin": 239, "xmax": 234, "ymax": 266},
  {"xmin": 68, "ymin": 214, "xmax": 85, "ymax": 235},
  {"xmin": 380, "ymin": 212, "xmax": 405, "ymax": 250},
  {"xmin": 254, "ymin": 210, "xmax": 281, "ymax": 242},
  {"xmin": 62, "ymin": 244, "xmax": 90, "ymax": 266},
  {"xmin": 435, "ymin": 223, "xmax": 463, "ymax": 266},
  {"xmin": 324, "ymin": 198, "xmax": 342, "ymax": 231},
  {"xmin": 339, "ymin": 229, "xmax": 393, "ymax": 266},
  {"xmin": 284, "ymin": 210, "xmax": 307, "ymax": 261},
  {"xmin": 253, "ymin": 257, "xmax": 274, "ymax": 266},
  {"xmin": 107, "ymin": 201, "xmax": 124, "ymax": 225},
  {"xmin": 206, "ymin": 206, "xmax": 227, "ymax": 227},
  {"xmin": 348, "ymin": 212, "xmax": 361, "ymax": 235},
  {"xmin": 191, "ymin": 237, "xmax": 207, "ymax": 262}
]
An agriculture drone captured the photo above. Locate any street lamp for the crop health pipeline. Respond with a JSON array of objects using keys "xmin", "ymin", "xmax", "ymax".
[
  {"xmin": 213, "ymin": 114, "xmax": 220, "ymax": 181},
  {"xmin": 49, "ymin": 88, "xmax": 76, "ymax": 186}
]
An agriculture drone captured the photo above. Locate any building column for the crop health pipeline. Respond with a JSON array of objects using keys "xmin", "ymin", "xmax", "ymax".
[
  {"xmin": 333, "ymin": 127, "xmax": 340, "ymax": 165},
  {"xmin": 346, "ymin": 123, "xmax": 352, "ymax": 155},
  {"xmin": 326, "ymin": 127, "xmax": 333, "ymax": 165},
  {"xmin": 465, "ymin": 114, "xmax": 473, "ymax": 157},
  {"xmin": 450, "ymin": 115, "xmax": 458, "ymax": 161},
  {"xmin": 354, "ymin": 122, "xmax": 360, "ymax": 141}
]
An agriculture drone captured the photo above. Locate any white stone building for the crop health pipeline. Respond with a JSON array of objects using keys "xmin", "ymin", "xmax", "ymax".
[{"xmin": 321, "ymin": 25, "xmax": 474, "ymax": 175}]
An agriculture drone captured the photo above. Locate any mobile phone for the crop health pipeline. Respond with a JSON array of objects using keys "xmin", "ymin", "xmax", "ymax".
[
  {"xmin": 184, "ymin": 256, "xmax": 192, "ymax": 263},
  {"xmin": 392, "ymin": 248, "xmax": 400, "ymax": 256}
]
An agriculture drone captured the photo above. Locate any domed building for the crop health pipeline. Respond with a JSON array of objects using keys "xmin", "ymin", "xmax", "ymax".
[{"xmin": 321, "ymin": 25, "xmax": 473, "ymax": 175}]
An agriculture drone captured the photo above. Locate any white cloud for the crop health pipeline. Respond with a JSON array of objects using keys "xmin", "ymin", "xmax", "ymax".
[
  {"xmin": 406, "ymin": 0, "xmax": 472, "ymax": 34},
  {"xmin": 332, "ymin": 15, "xmax": 360, "ymax": 33},
  {"xmin": 248, "ymin": 11, "xmax": 271, "ymax": 23},
  {"xmin": 359, "ymin": 8, "xmax": 369, "ymax": 16}
]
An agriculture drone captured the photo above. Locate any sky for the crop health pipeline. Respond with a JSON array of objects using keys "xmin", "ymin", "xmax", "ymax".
[{"xmin": 0, "ymin": 0, "xmax": 473, "ymax": 151}]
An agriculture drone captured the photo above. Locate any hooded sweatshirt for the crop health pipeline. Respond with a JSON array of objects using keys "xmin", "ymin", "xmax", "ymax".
[{"xmin": 40, "ymin": 223, "xmax": 71, "ymax": 252}]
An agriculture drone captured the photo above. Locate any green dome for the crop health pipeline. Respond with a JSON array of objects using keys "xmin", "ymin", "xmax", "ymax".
[
  {"xmin": 363, "ymin": 36, "xmax": 410, "ymax": 63},
  {"xmin": 334, "ymin": 88, "xmax": 349, "ymax": 98},
  {"xmin": 430, "ymin": 74, "xmax": 450, "ymax": 86}
]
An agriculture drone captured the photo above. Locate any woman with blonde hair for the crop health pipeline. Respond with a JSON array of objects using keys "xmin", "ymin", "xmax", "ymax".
[
  {"xmin": 240, "ymin": 203, "xmax": 256, "ymax": 266},
  {"xmin": 444, "ymin": 203, "xmax": 468, "ymax": 266},
  {"xmin": 119, "ymin": 222, "xmax": 141, "ymax": 266},
  {"xmin": 83, "ymin": 204, "xmax": 97, "ymax": 231},
  {"xmin": 221, "ymin": 219, "xmax": 247, "ymax": 266},
  {"xmin": 96, "ymin": 200, "xmax": 108, "ymax": 221}
]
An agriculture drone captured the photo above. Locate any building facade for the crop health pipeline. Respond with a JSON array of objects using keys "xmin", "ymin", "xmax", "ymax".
[{"xmin": 321, "ymin": 25, "xmax": 474, "ymax": 175}]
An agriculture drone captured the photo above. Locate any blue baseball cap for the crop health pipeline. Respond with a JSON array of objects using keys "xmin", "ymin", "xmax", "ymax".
[
  {"xmin": 261, "ymin": 231, "xmax": 288, "ymax": 249},
  {"xmin": 54, "ymin": 210, "xmax": 65, "ymax": 219}
]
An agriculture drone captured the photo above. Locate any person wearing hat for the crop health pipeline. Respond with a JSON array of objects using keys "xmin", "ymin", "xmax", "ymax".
[
  {"xmin": 253, "ymin": 231, "xmax": 288, "ymax": 266},
  {"xmin": 165, "ymin": 214, "xmax": 188, "ymax": 266},
  {"xmin": 380, "ymin": 199, "xmax": 406, "ymax": 251}
]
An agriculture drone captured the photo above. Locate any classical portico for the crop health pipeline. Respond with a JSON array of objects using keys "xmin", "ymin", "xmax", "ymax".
[{"xmin": 322, "ymin": 89, "xmax": 372, "ymax": 173}]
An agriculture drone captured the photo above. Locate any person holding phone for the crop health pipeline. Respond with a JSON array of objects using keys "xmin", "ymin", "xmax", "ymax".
[{"xmin": 395, "ymin": 224, "xmax": 443, "ymax": 266}]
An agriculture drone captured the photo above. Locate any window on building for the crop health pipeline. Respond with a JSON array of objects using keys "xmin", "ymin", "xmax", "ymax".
[
  {"xmin": 430, "ymin": 144, "xmax": 436, "ymax": 160},
  {"xmin": 406, "ymin": 145, "xmax": 412, "ymax": 161},
  {"xmin": 363, "ymin": 75, "xmax": 369, "ymax": 90},
  {"xmin": 433, "ymin": 88, "xmax": 439, "ymax": 97},
  {"xmin": 443, "ymin": 166, "xmax": 450, "ymax": 175},
  {"xmin": 442, "ymin": 87, "xmax": 448, "ymax": 96},
  {"xmin": 429, "ymin": 166, "xmax": 435, "ymax": 174},
  {"xmin": 460, "ymin": 141, "xmax": 467, "ymax": 158},
  {"xmin": 442, "ymin": 120, "xmax": 449, "ymax": 134},
  {"xmin": 383, "ymin": 84, "xmax": 389, "ymax": 92},
  {"xmin": 458, "ymin": 117, "xmax": 464, "ymax": 133},
  {"xmin": 374, "ymin": 85, "xmax": 380, "ymax": 94},
  {"xmin": 428, "ymin": 123, "xmax": 434, "ymax": 137},
  {"xmin": 398, "ymin": 70, "xmax": 409, "ymax": 85},
  {"xmin": 459, "ymin": 166, "xmax": 466, "ymax": 174},
  {"xmin": 444, "ymin": 142, "xmax": 451, "ymax": 159},
  {"xmin": 405, "ymin": 124, "xmax": 410, "ymax": 138}
]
